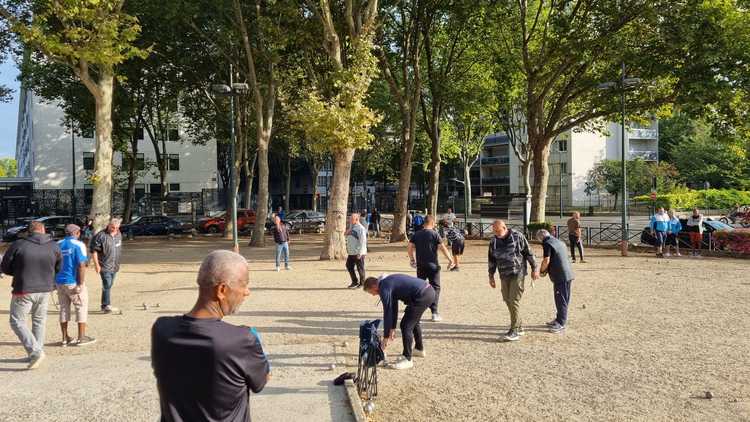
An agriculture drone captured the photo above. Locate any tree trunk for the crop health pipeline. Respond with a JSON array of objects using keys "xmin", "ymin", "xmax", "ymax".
[
  {"xmin": 427, "ymin": 124, "xmax": 440, "ymax": 216},
  {"xmin": 530, "ymin": 142, "xmax": 551, "ymax": 222},
  {"xmin": 250, "ymin": 136, "xmax": 270, "ymax": 247},
  {"xmin": 464, "ymin": 163, "xmax": 472, "ymax": 216},
  {"xmin": 89, "ymin": 73, "xmax": 115, "ymax": 232},
  {"xmin": 521, "ymin": 160, "xmax": 532, "ymax": 195},
  {"xmin": 391, "ymin": 124, "xmax": 416, "ymax": 242},
  {"xmin": 284, "ymin": 154, "xmax": 291, "ymax": 212},
  {"xmin": 244, "ymin": 150, "xmax": 257, "ymax": 209},
  {"xmin": 122, "ymin": 137, "xmax": 138, "ymax": 223},
  {"xmin": 310, "ymin": 162, "xmax": 321, "ymax": 212},
  {"xmin": 159, "ymin": 161, "xmax": 168, "ymax": 215},
  {"xmin": 321, "ymin": 148, "xmax": 355, "ymax": 260}
]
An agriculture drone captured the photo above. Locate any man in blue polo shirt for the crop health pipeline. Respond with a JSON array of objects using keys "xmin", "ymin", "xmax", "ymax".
[{"xmin": 56, "ymin": 224, "xmax": 96, "ymax": 346}]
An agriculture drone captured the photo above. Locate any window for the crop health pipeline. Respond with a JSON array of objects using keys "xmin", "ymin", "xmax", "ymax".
[
  {"xmin": 168, "ymin": 129, "xmax": 179, "ymax": 141},
  {"xmin": 84, "ymin": 184, "xmax": 94, "ymax": 203},
  {"xmin": 169, "ymin": 183, "xmax": 180, "ymax": 192},
  {"xmin": 134, "ymin": 127, "xmax": 144, "ymax": 140},
  {"xmin": 83, "ymin": 152, "xmax": 95, "ymax": 170},
  {"xmin": 560, "ymin": 162, "xmax": 568, "ymax": 174},
  {"xmin": 135, "ymin": 184, "xmax": 146, "ymax": 199},
  {"xmin": 150, "ymin": 184, "xmax": 162, "ymax": 197},
  {"xmin": 168, "ymin": 154, "xmax": 180, "ymax": 171},
  {"xmin": 558, "ymin": 139, "xmax": 568, "ymax": 152},
  {"xmin": 317, "ymin": 176, "xmax": 327, "ymax": 186},
  {"xmin": 136, "ymin": 153, "xmax": 145, "ymax": 170}
]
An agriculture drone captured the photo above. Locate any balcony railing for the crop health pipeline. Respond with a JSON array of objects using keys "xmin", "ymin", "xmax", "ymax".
[
  {"xmin": 480, "ymin": 156, "xmax": 510, "ymax": 165},
  {"xmin": 483, "ymin": 176, "xmax": 510, "ymax": 185},
  {"xmin": 484, "ymin": 134, "xmax": 509, "ymax": 146},
  {"xmin": 630, "ymin": 150, "xmax": 658, "ymax": 161},
  {"xmin": 628, "ymin": 128, "xmax": 658, "ymax": 140}
]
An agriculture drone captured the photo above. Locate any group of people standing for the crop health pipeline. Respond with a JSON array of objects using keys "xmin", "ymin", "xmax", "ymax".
[
  {"xmin": 650, "ymin": 207, "xmax": 706, "ymax": 257},
  {"xmin": 1, "ymin": 218, "xmax": 123, "ymax": 369}
]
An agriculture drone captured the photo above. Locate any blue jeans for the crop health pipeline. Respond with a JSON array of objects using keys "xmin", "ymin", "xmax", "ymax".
[
  {"xmin": 9, "ymin": 292, "xmax": 50, "ymax": 357},
  {"xmin": 100, "ymin": 271, "xmax": 117, "ymax": 308},
  {"xmin": 275, "ymin": 242, "xmax": 290, "ymax": 268}
]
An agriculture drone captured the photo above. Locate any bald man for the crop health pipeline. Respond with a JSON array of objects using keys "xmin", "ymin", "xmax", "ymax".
[
  {"xmin": 488, "ymin": 220, "xmax": 539, "ymax": 342},
  {"xmin": 151, "ymin": 250, "xmax": 270, "ymax": 422}
]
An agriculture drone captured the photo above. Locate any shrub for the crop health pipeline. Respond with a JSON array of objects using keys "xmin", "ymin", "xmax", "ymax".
[
  {"xmin": 527, "ymin": 221, "xmax": 554, "ymax": 238},
  {"xmin": 713, "ymin": 230, "xmax": 750, "ymax": 254},
  {"xmin": 633, "ymin": 189, "xmax": 750, "ymax": 210}
]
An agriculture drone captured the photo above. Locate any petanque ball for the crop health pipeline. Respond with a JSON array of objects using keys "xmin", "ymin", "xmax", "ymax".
[
  {"xmin": 705, "ymin": 391, "xmax": 714, "ymax": 399},
  {"xmin": 343, "ymin": 341, "xmax": 349, "ymax": 348},
  {"xmin": 329, "ymin": 363, "xmax": 336, "ymax": 370},
  {"xmin": 364, "ymin": 401, "xmax": 376, "ymax": 414}
]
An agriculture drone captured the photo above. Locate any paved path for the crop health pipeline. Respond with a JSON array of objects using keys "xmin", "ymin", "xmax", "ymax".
[{"xmin": 0, "ymin": 341, "xmax": 354, "ymax": 422}]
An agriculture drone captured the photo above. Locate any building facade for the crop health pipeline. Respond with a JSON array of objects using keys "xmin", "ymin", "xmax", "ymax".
[
  {"xmin": 15, "ymin": 90, "xmax": 219, "ymax": 213},
  {"xmin": 477, "ymin": 119, "xmax": 659, "ymax": 209}
]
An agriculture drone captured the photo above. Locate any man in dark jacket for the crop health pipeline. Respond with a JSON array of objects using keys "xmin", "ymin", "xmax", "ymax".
[
  {"xmin": 1, "ymin": 221, "xmax": 62, "ymax": 369},
  {"xmin": 487, "ymin": 219, "xmax": 539, "ymax": 342},
  {"xmin": 536, "ymin": 229, "xmax": 574, "ymax": 334},
  {"xmin": 363, "ymin": 274, "xmax": 436, "ymax": 370}
]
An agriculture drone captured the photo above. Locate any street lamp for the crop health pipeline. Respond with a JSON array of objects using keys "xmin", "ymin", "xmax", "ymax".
[
  {"xmin": 598, "ymin": 63, "xmax": 641, "ymax": 256},
  {"xmin": 211, "ymin": 65, "xmax": 250, "ymax": 253},
  {"xmin": 451, "ymin": 178, "xmax": 469, "ymax": 229}
]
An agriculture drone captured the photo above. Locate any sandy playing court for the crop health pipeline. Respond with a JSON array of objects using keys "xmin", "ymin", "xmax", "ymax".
[{"xmin": 0, "ymin": 234, "xmax": 748, "ymax": 421}]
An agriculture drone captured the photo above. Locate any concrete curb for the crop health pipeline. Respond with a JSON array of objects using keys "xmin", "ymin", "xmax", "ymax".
[{"xmin": 344, "ymin": 379, "xmax": 368, "ymax": 422}]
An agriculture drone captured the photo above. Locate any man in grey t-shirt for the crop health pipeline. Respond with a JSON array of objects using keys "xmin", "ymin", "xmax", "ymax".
[
  {"xmin": 91, "ymin": 218, "xmax": 123, "ymax": 313},
  {"xmin": 536, "ymin": 229, "xmax": 574, "ymax": 333}
]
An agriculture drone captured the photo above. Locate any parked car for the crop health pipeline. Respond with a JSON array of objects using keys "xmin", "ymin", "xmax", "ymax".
[
  {"xmin": 2, "ymin": 216, "xmax": 84, "ymax": 243},
  {"xmin": 640, "ymin": 218, "xmax": 734, "ymax": 249},
  {"xmin": 121, "ymin": 216, "xmax": 193, "ymax": 237},
  {"xmin": 284, "ymin": 210, "xmax": 326, "ymax": 233},
  {"xmin": 197, "ymin": 209, "xmax": 256, "ymax": 234}
]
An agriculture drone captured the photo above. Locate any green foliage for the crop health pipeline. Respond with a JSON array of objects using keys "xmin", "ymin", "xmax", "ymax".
[
  {"xmin": 587, "ymin": 159, "xmax": 680, "ymax": 198},
  {"xmin": 287, "ymin": 38, "xmax": 382, "ymax": 153},
  {"xmin": 633, "ymin": 189, "xmax": 750, "ymax": 210},
  {"xmin": 527, "ymin": 221, "xmax": 553, "ymax": 232},
  {"xmin": 0, "ymin": 158, "xmax": 17, "ymax": 177}
]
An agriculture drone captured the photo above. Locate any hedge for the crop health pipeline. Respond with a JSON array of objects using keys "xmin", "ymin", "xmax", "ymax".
[
  {"xmin": 632, "ymin": 189, "xmax": 750, "ymax": 210},
  {"xmin": 713, "ymin": 231, "xmax": 750, "ymax": 254}
]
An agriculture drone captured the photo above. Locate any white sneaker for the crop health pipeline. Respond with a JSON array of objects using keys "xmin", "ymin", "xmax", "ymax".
[
  {"xmin": 390, "ymin": 357, "xmax": 414, "ymax": 370},
  {"xmin": 285, "ymin": 266, "xmax": 292, "ymax": 270},
  {"xmin": 275, "ymin": 267, "xmax": 280, "ymax": 272},
  {"xmin": 431, "ymin": 313, "xmax": 443, "ymax": 322},
  {"xmin": 664, "ymin": 252, "xmax": 671, "ymax": 257},
  {"xmin": 675, "ymin": 252, "xmax": 682, "ymax": 257},
  {"xmin": 412, "ymin": 349, "xmax": 426, "ymax": 358},
  {"xmin": 27, "ymin": 351, "xmax": 46, "ymax": 370}
]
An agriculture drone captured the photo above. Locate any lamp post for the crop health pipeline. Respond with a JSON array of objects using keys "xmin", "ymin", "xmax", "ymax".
[
  {"xmin": 70, "ymin": 122, "xmax": 77, "ymax": 216},
  {"xmin": 598, "ymin": 63, "xmax": 641, "ymax": 256},
  {"xmin": 211, "ymin": 65, "xmax": 250, "ymax": 253}
]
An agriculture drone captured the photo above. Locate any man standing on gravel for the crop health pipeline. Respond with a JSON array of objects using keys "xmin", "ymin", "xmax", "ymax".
[
  {"xmin": 56, "ymin": 224, "xmax": 96, "ymax": 346},
  {"xmin": 271, "ymin": 215, "xmax": 291, "ymax": 271},
  {"xmin": 152, "ymin": 250, "xmax": 270, "ymax": 422},
  {"xmin": 363, "ymin": 273, "xmax": 436, "ymax": 370},
  {"xmin": 488, "ymin": 219, "xmax": 539, "ymax": 342},
  {"xmin": 345, "ymin": 213, "xmax": 368, "ymax": 289},
  {"xmin": 408, "ymin": 215, "xmax": 454, "ymax": 322},
  {"xmin": 2, "ymin": 221, "xmax": 62, "ymax": 369},
  {"xmin": 650, "ymin": 207, "xmax": 669, "ymax": 258},
  {"xmin": 566, "ymin": 211, "xmax": 586, "ymax": 263},
  {"xmin": 91, "ymin": 218, "xmax": 123, "ymax": 313},
  {"xmin": 536, "ymin": 229, "xmax": 574, "ymax": 334}
]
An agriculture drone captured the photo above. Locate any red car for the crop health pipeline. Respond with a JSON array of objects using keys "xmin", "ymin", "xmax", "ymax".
[{"xmin": 198, "ymin": 209, "xmax": 257, "ymax": 234}]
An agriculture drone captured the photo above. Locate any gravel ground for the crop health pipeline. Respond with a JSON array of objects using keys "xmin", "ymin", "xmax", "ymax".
[{"xmin": 0, "ymin": 234, "xmax": 748, "ymax": 422}]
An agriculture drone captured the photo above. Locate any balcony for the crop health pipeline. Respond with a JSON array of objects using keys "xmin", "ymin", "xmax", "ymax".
[
  {"xmin": 628, "ymin": 128, "xmax": 658, "ymax": 140},
  {"xmin": 483, "ymin": 176, "xmax": 510, "ymax": 185},
  {"xmin": 484, "ymin": 134, "xmax": 509, "ymax": 146},
  {"xmin": 481, "ymin": 156, "xmax": 510, "ymax": 165},
  {"xmin": 630, "ymin": 150, "xmax": 658, "ymax": 161}
]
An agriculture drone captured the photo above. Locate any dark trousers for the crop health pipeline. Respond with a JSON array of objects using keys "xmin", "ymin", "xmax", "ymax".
[
  {"xmin": 554, "ymin": 280, "xmax": 572, "ymax": 326},
  {"xmin": 568, "ymin": 235, "xmax": 584, "ymax": 261},
  {"xmin": 345, "ymin": 255, "xmax": 366, "ymax": 285},
  {"xmin": 416, "ymin": 266, "xmax": 441, "ymax": 313},
  {"xmin": 401, "ymin": 287, "xmax": 436, "ymax": 360}
]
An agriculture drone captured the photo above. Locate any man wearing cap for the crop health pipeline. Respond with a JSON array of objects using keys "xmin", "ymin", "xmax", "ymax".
[
  {"xmin": 56, "ymin": 224, "xmax": 96, "ymax": 346},
  {"xmin": 536, "ymin": 229, "xmax": 574, "ymax": 334}
]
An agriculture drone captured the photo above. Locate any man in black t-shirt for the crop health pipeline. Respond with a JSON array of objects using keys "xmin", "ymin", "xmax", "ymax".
[
  {"xmin": 536, "ymin": 229, "xmax": 574, "ymax": 334},
  {"xmin": 151, "ymin": 250, "xmax": 270, "ymax": 422},
  {"xmin": 408, "ymin": 215, "xmax": 454, "ymax": 322}
]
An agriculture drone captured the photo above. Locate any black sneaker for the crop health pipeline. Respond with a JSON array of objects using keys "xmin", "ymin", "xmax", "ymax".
[
  {"xmin": 74, "ymin": 336, "xmax": 97, "ymax": 346},
  {"xmin": 347, "ymin": 282, "xmax": 360, "ymax": 289},
  {"xmin": 545, "ymin": 319, "xmax": 558, "ymax": 327},
  {"xmin": 503, "ymin": 330, "xmax": 520, "ymax": 342},
  {"xmin": 450, "ymin": 266, "xmax": 459, "ymax": 272},
  {"xmin": 549, "ymin": 323, "xmax": 565, "ymax": 334}
]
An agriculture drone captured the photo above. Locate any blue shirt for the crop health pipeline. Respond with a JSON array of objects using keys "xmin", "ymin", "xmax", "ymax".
[
  {"xmin": 668, "ymin": 217, "xmax": 682, "ymax": 234},
  {"xmin": 650, "ymin": 213, "xmax": 670, "ymax": 232},
  {"xmin": 56, "ymin": 236, "xmax": 88, "ymax": 285}
]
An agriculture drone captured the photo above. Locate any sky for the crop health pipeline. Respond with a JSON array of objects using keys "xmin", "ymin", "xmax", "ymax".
[{"xmin": 0, "ymin": 58, "xmax": 20, "ymax": 159}]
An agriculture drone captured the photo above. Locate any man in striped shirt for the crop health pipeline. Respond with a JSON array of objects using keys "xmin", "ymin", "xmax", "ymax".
[{"xmin": 444, "ymin": 221, "xmax": 465, "ymax": 272}]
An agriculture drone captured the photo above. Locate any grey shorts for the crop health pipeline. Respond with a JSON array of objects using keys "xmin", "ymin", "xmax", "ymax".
[{"xmin": 57, "ymin": 284, "xmax": 89, "ymax": 323}]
